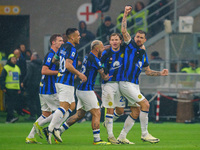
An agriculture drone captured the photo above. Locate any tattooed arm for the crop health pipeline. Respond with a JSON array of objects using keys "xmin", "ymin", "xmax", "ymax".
[
  {"xmin": 144, "ymin": 66, "xmax": 169, "ymax": 76},
  {"xmin": 121, "ymin": 6, "xmax": 132, "ymax": 43},
  {"xmin": 98, "ymin": 68, "xmax": 112, "ymax": 81}
]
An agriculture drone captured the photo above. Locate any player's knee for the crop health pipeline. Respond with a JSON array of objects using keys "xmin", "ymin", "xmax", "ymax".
[
  {"xmin": 70, "ymin": 102, "xmax": 76, "ymax": 111},
  {"xmin": 138, "ymin": 99, "xmax": 150, "ymax": 111},
  {"xmin": 115, "ymin": 107, "xmax": 124, "ymax": 115},
  {"xmin": 91, "ymin": 109, "xmax": 101, "ymax": 118},
  {"xmin": 130, "ymin": 107, "xmax": 140, "ymax": 118}
]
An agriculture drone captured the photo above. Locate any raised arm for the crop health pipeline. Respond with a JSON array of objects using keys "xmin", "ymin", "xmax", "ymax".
[
  {"xmin": 121, "ymin": 6, "xmax": 132, "ymax": 43},
  {"xmin": 144, "ymin": 66, "xmax": 169, "ymax": 76}
]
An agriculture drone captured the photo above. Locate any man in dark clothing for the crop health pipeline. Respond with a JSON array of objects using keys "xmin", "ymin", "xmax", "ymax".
[
  {"xmin": 76, "ymin": 21, "xmax": 95, "ymax": 54},
  {"xmin": 13, "ymin": 48, "xmax": 27, "ymax": 115},
  {"xmin": 96, "ymin": 16, "xmax": 120, "ymax": 43},
  {"xmin": 21, "ymin": 52, "xmax": 42, "ymax": 120},
  {"xmin": 0, "ymin": 54, "xmax": 21, "ymax": 123}
]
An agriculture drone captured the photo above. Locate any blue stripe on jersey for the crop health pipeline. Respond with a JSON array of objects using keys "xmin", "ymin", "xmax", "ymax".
[
  {"xmin": 101, "ymin": 46, "xmax": 125, "ymax": 83},
  {"xmin": 56, "ymin": 42, "xmax": 77, "ymax": 86},
  {"xmin": 78, "ymin": 52, "xmax": 102, "ymax": 91},
  {"xmin": 122, "ymin": 39, "xmax": 149, "ymax": 84},
  {"xmin": 39, "ymin": 49, "xmax": 58, "ymax": 94}
]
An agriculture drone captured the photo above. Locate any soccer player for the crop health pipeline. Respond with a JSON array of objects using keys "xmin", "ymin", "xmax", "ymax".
[
  {"xmin": 100, "ymin": 33, "xmax": 126, "ymax": 144},
  {"xmin": 54, "ymin": 40, "xmax": 112, "ymax": 145},
  {"xmin": 44, "ymin": 28, "xmax": 87, "ymax": 144},
  {"xmin": 117, "ymin": 6, "xmax": 168, "ymax": 144},
  {"xmin": 25, "ymin": 34, "xmax": 63, "ymax": 143}
]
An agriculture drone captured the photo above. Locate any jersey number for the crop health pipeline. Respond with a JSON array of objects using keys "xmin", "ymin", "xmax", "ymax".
[{"xmin": 59, "ymin": 56, "xmax": 66, "ymax": 72}]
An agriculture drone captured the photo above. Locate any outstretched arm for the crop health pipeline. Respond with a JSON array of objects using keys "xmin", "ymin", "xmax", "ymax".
[
  {"xmin": 144, "ymin": 66, "xmax": 168, "ymax": 76},
  {"xmin": 121, "ymin": 6, "xmax": 132, "ymax": 43}
]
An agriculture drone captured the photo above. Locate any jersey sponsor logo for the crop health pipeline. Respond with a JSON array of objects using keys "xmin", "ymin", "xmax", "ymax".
[
  {"xmin": 110, "ymin": 61, "xmax": 122, "ymax": 71},
  {"xmin": 47, "ymin": 57, "xmax": 51, "ymax": 63}
]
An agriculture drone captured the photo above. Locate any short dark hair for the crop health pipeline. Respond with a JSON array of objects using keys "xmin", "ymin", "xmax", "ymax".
[
  {"xmin": 109, "ymin": 33, "xmax": 123, "ymax": 41},
  {"xmin": 66, "ymin": 28, "xmax": 78, "ymax": 39},
  {"xmin": 151, "ymin": 51, "xmax": 159, "ymax": 57},
  {"xmin": 135, "ymin": 30, "xmax": 147, "ymax": 38},
  {"xmin": 50, "ymin": 34, "xmax": 62, "ymax": 45}
]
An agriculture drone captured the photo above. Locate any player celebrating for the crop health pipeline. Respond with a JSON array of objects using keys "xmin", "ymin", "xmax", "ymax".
[
  {"xmin": 117, "ymin": 6, "xmax": 168, "ymax": 144},
  {"xmin": 25, "ymin": 34, "xmax": 63, "ymax": 143},
  {"xmin": 54, "ymin": 40, "xmax": 112, "ymax": 145},
  {"xmin": 100, "ymin": 33, "xmax": 126, "ymax": 144},
  {"xmin": 44, "ymin": 28, "xmax": 87, "ymax": 144}
]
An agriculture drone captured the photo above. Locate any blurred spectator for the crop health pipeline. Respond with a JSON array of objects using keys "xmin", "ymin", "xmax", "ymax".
[
  {"xmin": 14, "ymin": 49, "xmax": 27, "ymax": 82},
  {"xmin": 0, "ymin": 54, "xmax": 21, "ymax": 123},
  {"xmin": 132, "ymin": 1, "xmax": 148, "ymax": 34},
  {"xmin": 149, "ymin": 51, "xmax": 164, "ymax": 71},
  {"xmin": 96, "ymin": 16, "xmax": 120, "ymax": 43},
  {"xmin": 19, "ymin": 44, "xmax": 27, "ymax": 60},
  {"xmin": 76, "ymin": 21, "xmax": 95, "ymax": 54},
  {"xmin": 0, "ymin": 51, "xmax": 6, "ymax": 60},
  {"xmin": 13, "ymin": 48, "xmax": 27, "ymax": 115},
  {"xmin": 21, "ymin": 52, "xmax": 42, "ymax": 121},
  {"xmin": 117, "ymin": 10, "xmax": 134, "ymax": 34},
  {"xmin": 150, "ymin": 51, "xmax": 162, "ymax": 60},
  {"xmin": 181, "ymin": 60, "xmax": 200, "ymax": 74},
  {"xmin": 148, "ymin": 0, "xmax": 170, "ymax": 37},
  {"xmin": 25, "ymin": 49, "xmax": 32, "ymax": 60}
]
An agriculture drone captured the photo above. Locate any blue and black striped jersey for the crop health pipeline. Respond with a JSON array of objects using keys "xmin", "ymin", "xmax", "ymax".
[
  {"xmin": 77, "ymin": 52, "xmax": 102, "ymax": 91},
  {"xmin": 40, "ymin": 48, "xmax": 59, "ymax": 94},
  {"xmin": 122, "ymin": 39, "xmax": 149, "ymax": 84},
  {"xmin": 56, "ymin": 42, "xmax": 78, "ymax": 86},
  {"xmin": 101, "ymin": 46, "xmax": 125, "ymax": 83}
]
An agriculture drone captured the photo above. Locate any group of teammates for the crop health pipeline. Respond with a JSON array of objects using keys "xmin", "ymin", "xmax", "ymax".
[{"xmin": 26, "ymin": 6, "xmax": 168, "ymax": 145}]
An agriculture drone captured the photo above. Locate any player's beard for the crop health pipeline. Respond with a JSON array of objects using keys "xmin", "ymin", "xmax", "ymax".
[
  {"xmin": 98, "ymin": 51, "xmax": 102, "ymax": 58},
  {"xmin": 136, "ymin": 42, "xmax": 143, "ymax": 48}
]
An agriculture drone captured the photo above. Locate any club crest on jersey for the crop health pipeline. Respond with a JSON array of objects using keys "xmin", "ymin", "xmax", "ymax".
[
  {"xmin": 47, "ymin": 57, "xmax": 51, "ymax": 63},
  {"xmin": 120, "ymin": 53, "xmax": 124, "ymax": 58}
]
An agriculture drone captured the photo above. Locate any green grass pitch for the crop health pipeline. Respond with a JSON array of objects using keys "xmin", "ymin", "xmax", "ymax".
[{"xmin": 0, "ymin": 122, "xmax": 199, "ymax": 150}]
